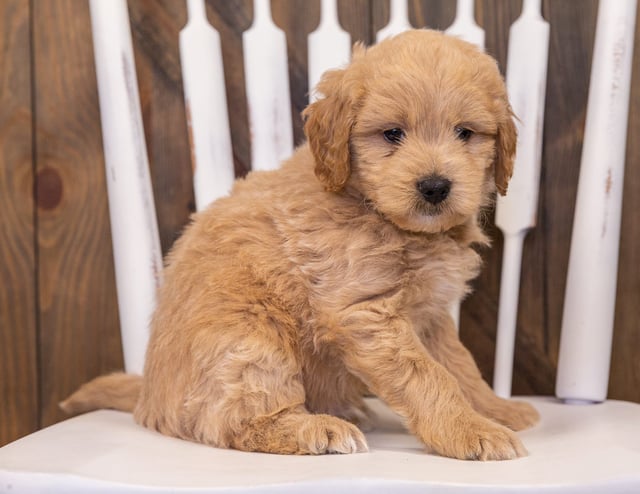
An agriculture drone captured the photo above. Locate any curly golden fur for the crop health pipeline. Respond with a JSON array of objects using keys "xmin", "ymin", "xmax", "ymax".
[{"xmin": 62, "ymin": 30, "xmax": 539, "ymax": 460}]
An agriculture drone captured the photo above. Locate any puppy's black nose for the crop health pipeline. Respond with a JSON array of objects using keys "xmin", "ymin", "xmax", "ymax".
[{"xmin": 416, "ymin": 176, "xmax": 452, "ymax": 205}]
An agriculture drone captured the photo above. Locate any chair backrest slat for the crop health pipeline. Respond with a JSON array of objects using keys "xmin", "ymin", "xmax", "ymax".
[
  {"xmin": 556, "ymin": 0, "xmax": 638, "ymax": 403},
  {"xmin": 242, "ymin": 0, "xmax": 293, "ymax": 172},
  {"xmin": 180, "ymin": 0, "xmax": 235, "ymax": 211},
  {"xmin": 308, "ymin": 0, "xmax": 352, "ymax": 102},
  {"xmin": 445, "ymin": 0, "xmax": 485, "ymax": 50},
  {"xmin": 376, "ymin": 0, "xmax": 412, "ymax": 43},
  {"xmin": 493, "ymin": 0, "xmax": 550, "ymax": 398},
  {"xmin": 89, "ymin": 0, "xmax": 162, "ymax": 375}
]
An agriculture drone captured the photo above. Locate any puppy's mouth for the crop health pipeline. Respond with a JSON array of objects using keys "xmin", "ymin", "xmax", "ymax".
[
  {"xmin": 415, "ymin": 200, "xmax": 456, "ymax": 220},
  {"xmin": 412, "ymin": 207, "xmax": 465, "ymax": 233}
]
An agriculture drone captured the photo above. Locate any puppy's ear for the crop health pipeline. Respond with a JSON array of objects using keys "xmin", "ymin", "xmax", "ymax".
[
  {"xmin": 303, "ymin": 48, "xmax": 365, "ymax": 192},
  {"xmin": 494, "ymin": 106, "xmax": 517, "ymax": 195}
]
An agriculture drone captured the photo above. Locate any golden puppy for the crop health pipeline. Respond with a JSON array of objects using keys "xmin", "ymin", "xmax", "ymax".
[{"xmin": 62, "ymin": 30, "xmax": 539, "ymax": 460}]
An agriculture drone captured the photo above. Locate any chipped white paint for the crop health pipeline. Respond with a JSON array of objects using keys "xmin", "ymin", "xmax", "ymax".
[
  {"xmin": 445, "ymin": 0, "xmax": 485, "ymax": 51},
  {"xmin": 308, "ymin": 0, "xmax": 351, "ymax": 103},
  {"xmin": 557, "ymin": 0, "xmax": 638, "ymax": 404},
  {"xmin": 180, "ymin": 0, "xmax": 235, "ymax": 210},
  {"xmin": 376, "ymin": 0, "xmax": 412, "ymax": 43},
  {"xmin": 493, "ymin": 0, "xmax": 549, "ymax": 398},
  {"xmin": 89, "ymin": 0, "xmax": 163, "ymax": 375},
  {"xmin": 243, "ymin": 0, "xmax": 293, "ymax": 171}
]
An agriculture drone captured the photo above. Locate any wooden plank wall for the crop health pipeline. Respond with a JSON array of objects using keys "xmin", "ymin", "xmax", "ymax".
[
  {"xmin": 0, "ymin": 0, "xmax": 638, "ymax": 446},
  {"xmin": 0, "ymin": 0, "xmax": 38, "ymax": 445}
]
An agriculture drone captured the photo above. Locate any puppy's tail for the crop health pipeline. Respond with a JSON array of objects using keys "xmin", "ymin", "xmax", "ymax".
[{"xmin": 59, "ymin": 372, "xmax": 142, "ymax": 415}]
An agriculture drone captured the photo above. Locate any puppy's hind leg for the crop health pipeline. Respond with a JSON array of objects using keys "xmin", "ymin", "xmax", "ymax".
[
  {"xmin": 223, "ymin": 344, "xmax": 368, "ymax": 455},
  {"xmin": 180, "ymin": 306, "xmax": 367, "ymax": 455},
  {"xmin": 232, "ymin": 408, "xmax": 368, "ymax": 455}
]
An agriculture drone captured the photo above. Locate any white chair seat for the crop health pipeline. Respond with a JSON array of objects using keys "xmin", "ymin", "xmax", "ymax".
[{"xmin": 2, "ymin": 397, "xmax": 640, "ymax": 493}]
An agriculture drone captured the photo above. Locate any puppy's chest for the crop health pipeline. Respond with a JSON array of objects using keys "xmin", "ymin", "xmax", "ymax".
[
  {"xmin": 297, "ymin": 228, "xmax": 481, "ymax": 317},
  {"xmin": 401, "ymin": 237, "xmax": 481, "ymax": 313}
]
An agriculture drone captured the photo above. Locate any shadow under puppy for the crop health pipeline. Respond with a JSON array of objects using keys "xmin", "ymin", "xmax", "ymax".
[{"xmin": 63, "ymin": 29, "xmax": 539, "ymax": 460}]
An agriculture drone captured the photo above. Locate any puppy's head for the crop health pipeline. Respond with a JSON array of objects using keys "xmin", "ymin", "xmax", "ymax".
[{"xmin": 303, "ymin": 30, "xmax": 516, "ymax": 233}]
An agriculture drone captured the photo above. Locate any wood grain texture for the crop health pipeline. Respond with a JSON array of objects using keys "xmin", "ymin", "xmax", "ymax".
[
  {"xmin": 32, "ymin": 0, "xmax": 123, "ymax": 427},
  {"xmin": 412, "ymin": 0, "xmax": 455, "ymax": 30},
  {"xmin": 609, "ymin": 4, "xmax": 640, "ymax": 403},
  {"xmin": 338, "ymin": 0, "xmax": 375, "ymax": 45},
  {"xmin": 129, "ymin": 0, "xmax": 195, "ymax": 252},
  {"xmin": 530, "ymin": 0, "xmax": 597, "ymax": 392},
  {"xmin": 272, "ymin": 0, "xmax": 319, "ymax": 145},
  {"xmin": 207, "ymin": 0, "xmax": 252, "ymax": 178},
  {"xmin": 0, "ymin": 0, "xmax": 38, "ymax": 445}
]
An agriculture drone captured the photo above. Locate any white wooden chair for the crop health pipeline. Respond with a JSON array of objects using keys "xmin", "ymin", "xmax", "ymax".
[{"xmin": 2, "ymin": 1, "xmax": 640, "ymax": 492}]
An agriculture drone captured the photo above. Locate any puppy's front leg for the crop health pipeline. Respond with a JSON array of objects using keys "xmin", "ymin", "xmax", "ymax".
[
  {"xmin": 421, "ymin": 316, "xmax": 539, "ymax": 431},
  {"xmin": 337, "ymin": 305, "xmax": 527, "ymax": 460}
]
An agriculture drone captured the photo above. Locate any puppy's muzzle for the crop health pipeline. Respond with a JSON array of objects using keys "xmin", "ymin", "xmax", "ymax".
[{"xmin": 417, "ymin": 175, "xmax": 452, "ymax": 205}]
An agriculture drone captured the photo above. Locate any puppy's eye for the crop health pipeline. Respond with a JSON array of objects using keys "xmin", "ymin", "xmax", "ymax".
[
  {"xmin": 383, "ymin": 128, "xmax": 405, "ymax": 144},
  {"xmin": 454, "ymin": 126, "xmax": 474, "ymax": 142}
]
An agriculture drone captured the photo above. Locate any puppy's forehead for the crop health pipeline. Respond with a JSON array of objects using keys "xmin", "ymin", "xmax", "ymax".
[
  {"xmin": 354, "ymin": 30, "xmax": 506, "ymax": 124},
  {"xmin": 362, "ymin": 30, "xmax": 499, "ymax": 80}
]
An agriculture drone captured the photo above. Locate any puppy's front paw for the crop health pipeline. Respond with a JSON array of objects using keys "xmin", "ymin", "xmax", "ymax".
[
  {"xmin": 433, "ymin": 414, "xmax": 527, "ymax": 461},
  {"xmin": 485, "ymin": 398, "xmax": 540, "ymax": 431},
  {"xmin": 298, "ymin": 415, "xmax": 369, "ymax": 454}
]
